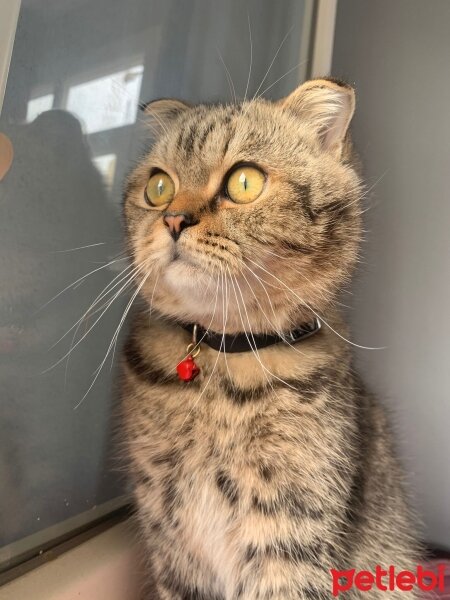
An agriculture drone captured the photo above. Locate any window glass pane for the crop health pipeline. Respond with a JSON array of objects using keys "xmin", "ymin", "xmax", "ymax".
[
  {"xmin": 26, "ymin": 93, "xmax": 54, "ymax": 122},
  {"xmin": 0, "ymin": 0, "xmax": 313, "ymax": 573},
  {"xmin": 66, "ymin": 66, "xmax": 144, "ymax": 134},
  {"xmin": 93, "ymin": 153, "xmax": 117, "ymax": 190}
]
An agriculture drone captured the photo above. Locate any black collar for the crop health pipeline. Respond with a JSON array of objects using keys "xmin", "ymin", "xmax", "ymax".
[{"xmin": 181, "ymin": 318, "xmax": 321, "ymax": 353}]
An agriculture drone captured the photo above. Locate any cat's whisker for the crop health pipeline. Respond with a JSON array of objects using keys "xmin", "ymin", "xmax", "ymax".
[
  {"xmin": 109, "ymin": 269, "xmax": 160, "ymax": 371},
  {"xmin": 256, "ymin": 247, "xmax": 330, "ymax": 300},
  {"xmin": 70, "ymin": 269, "xmax": 138, "ymax": 335},
  {"xmin": 220, "ymin": 268, "xmax": 234, "ymax": 384},
  {"xmin": 243, "ymin": 12, "xmax": 253, "ymax": 102},
  {"xmin": 340, "ymin": 170, "xmax": 388, "ymax": 213},
  {"xmin": 178, "ymin": 266, "xmax": 225, "ymax": 430},
  {"xmin": 104, "ymin": 79, "xmax": 169, "ymax": 138},
  {"xmin": 45, "ymin": 260, "xmax": 149, "ymax": 373},
  {"xmin": 238, "ymin": 264, "xmax": 308, "ymax": 360},
  {"xmin": 252, "ymin": 25, "xmax": 294, "ymax": 101},
  {"xmin": 52, "ymin": 242, "xmax": 107, "ymax": 253},
  {"xmin": 140, "ymin": 107, "xmax": 176, "ymax": 140},
  {"xmin": 215, "ymin": 47, "xmax": 237, "ymax": 105},
  {"xmin": 202, "ymin": 274, "xmax": 215, "ymax": 301},
  {"xmin": 58, "ymin": 263, "xmax": 144, "ymax": 383},
  {"xmin": 37, "ymin": 256, "xmax": 128, "ymax": 312},
  {"xmin": 229, "ymin": 269, "xmax": 280, "ymax": 396},
  {"xmin": 147, "ymin": 271, "xmax": 160, "ymax": 317},
  {"xmin": 134, "ymin": 114, "xmax": 163, "ymax": 139},
  {"xmin": 107, "ymin": 77, "xmax": 171, "ymax": 136},
  {"xmin": 177, "ymin": 269, "xmax": 222, "ymax": 365},
  {"xmin": 61, "ymin": 267, "xmax": 139, "ymax": 388},
  {"xmin": 253, "ymin": 246, "xmax": 352, "ymax": 309},
  {"xmin": 199, "ymin": 267, "xmax": 217, "ymax": 303},
  {"xmin": 50, "ymin": 260, "xmax": 139, "ymax": 349},
  {"xmin": 242, "ymin": 263, "xmax": 307, "ymax": 335},
  {"xmin": 141, "ymin": 105, "xmax": 171, "ymax": 137},
  {"xmin": 238, "ymin": 266, "xmax": 282, "ymax": 334},
  {"xmin": 244, "ymin": 257, "xmax": 323, "ymax": 306},
  {"xmin": 246, "ymin": 256, "xmax": 386, "ymax": 351},
  {"xmin": 256, "ymin": 57, "xmax": 309, "ymax": 99},
  {"xmin": 61, "ymin": 270, "xmax": 137, "ymax": 388},
  {"xmin": 230, "ymin": 273, "xmax": 292, "ymax": 406},
  {"xmin": 74, "ymin": 264, "xmax": 154, "ymax": 409},
  {"xmin": 229, "ymin": 271, "xmax": 296, "ymax": 393}
]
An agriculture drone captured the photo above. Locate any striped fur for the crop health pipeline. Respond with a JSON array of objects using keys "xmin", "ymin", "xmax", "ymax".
[{"xmin": 121, "ymin": 80, "xmax": 419, "ymax": 599}]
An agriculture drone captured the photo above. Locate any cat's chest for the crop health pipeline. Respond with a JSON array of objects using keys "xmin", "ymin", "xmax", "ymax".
[
  {"xmin": 142, "ymin": 414, "xmax": 244, "ymax": 587},
  {"xmin": 131, "ymin": 378, "xmax": 339, "ymax": 584},
  {"xmin": 177, "ymin": 466, "xmax": 237, "ymax": 585}
]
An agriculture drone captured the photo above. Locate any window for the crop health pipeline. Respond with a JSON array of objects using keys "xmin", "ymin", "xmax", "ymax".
[
  {"xmin": 66, "ymin": 66, "xmax": 143, "ymax": 134},
  {"xmin": 93, "ymin": 153, "xmax": 117, "ymax": 190},
  {"xmin": 0, "ymin": 0, "xmax": 314, "ymax": 578},
  {"xmin": 26, "ymin": 93, "xmax": 54, "ymax": 122}
]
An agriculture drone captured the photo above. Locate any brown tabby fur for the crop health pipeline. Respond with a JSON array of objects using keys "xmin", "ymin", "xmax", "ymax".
[{"xmin": 121, "ymin": 79, "xmax": 419, "ymax": 599}]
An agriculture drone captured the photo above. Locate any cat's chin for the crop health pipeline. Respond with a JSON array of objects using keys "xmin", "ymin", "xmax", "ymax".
[{"xmin": 163, "ymin": 258, "xmax": 213, "ymax": 295}]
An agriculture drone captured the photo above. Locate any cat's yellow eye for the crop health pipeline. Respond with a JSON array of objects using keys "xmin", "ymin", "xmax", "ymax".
[
  {"xmin": 226, "ymin": 166, "xmax": 265, "ymax": 204},
  {"xmin": 145, "ymin": 172, "xmax": 175, "ymax": 207}
]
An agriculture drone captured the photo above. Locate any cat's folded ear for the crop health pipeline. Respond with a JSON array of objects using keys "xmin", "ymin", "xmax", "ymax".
[
  {"xmin": 280, "ymin": 78, "xmax": 355, "ymax": 158},
  {"xmin": 141, "ymin": 98, "xmax": 190, "ymax": 133}
]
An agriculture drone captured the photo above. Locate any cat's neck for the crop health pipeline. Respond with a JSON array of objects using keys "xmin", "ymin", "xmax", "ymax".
[{"xmin": 129, "ymin": 306, "xmax": 351, "ymax": 382}]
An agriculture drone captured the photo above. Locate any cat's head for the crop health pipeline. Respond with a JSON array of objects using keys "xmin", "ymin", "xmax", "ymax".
[{"xmin": 124, "ymin": 78, "xmax": 362, "ymax": 334}]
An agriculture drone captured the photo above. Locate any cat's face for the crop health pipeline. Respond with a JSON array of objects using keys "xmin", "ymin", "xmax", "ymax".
[{"xmin": 124, "ymin": 79, "xmax": 362, "ymax": 333}]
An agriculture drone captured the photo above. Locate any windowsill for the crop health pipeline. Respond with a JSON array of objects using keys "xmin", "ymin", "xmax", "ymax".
[
  {"xmin": 0, "ymin": 520, "xmax": 142, "ymax": 600},
  {"xmin": 0, "ymin": 496, "xmax": 130, "ymax": 575}
]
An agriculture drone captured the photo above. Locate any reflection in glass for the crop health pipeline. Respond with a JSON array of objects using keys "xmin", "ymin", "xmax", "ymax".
[
  {"xmin": 0, "ymin": 0, "xmax": 312, "ymax": 572},
  {"xmin": 26, "ymin": 93, "xmax": 55, "ymax": 122},
  {"xmin": 66, "ymin": 65, "xmax": 144, "ymax": 134},
  {"xmin": 93, "ymin": 153, "xmax": 117, "ymax": 190}
]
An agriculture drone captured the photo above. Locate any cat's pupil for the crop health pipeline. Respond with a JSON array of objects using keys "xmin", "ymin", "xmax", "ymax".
[
  {"xmin": 157, "ymin": 179, "xmax": 164, "ymax": 196},
  {"xmin": 239, "ymin": 172, "xmax": 247, "ymax": 190}
]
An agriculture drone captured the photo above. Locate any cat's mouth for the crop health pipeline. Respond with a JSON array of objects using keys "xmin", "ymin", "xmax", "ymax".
[
  {"xmin": 163, "ymin": 244, "xmax": 209, "ymax": 289},
  {"xmin": 170, "ymin": 245, "xmax": 198, "ymax": 268}
]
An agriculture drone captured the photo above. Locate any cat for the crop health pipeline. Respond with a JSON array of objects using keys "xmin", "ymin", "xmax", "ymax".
[{"xmin": 121, "ymin": 78, "xmax": 420, "ymax": 599}]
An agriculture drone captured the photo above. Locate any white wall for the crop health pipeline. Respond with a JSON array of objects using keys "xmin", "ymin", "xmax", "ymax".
[{"xmin": 332, "ymin": 0, "xmax": 450, "ymax": 549}]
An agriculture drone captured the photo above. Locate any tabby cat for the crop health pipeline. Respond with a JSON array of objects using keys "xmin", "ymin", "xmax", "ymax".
[{"xmin": 122, "ymin": 78, "xmax": 419, "ymax": 599}]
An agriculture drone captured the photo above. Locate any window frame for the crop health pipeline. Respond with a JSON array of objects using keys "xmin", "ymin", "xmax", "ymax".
[{"xmin": 0, "ymin": 0, "xmax": 21, "ymax": 115}]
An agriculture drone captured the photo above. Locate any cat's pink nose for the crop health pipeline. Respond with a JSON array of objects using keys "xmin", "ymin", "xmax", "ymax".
[{"xmin": 163, "ymin": 212, "xmax": 196, "ymax": 242}]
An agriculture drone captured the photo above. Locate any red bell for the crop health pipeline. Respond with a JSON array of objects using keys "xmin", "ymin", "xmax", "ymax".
[{"xmin": 176, "ymin": 355, "xmax": 200, "ymax": 382}]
